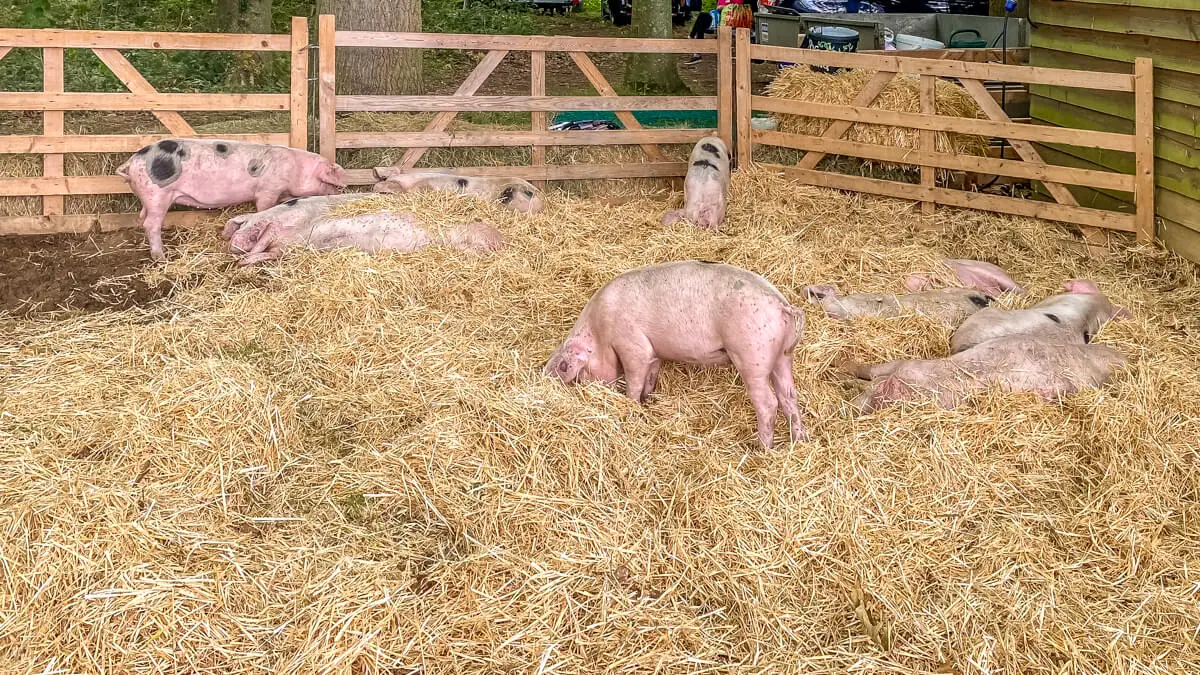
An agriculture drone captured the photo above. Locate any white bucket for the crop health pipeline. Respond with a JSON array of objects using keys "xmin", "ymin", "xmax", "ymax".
[{"xmin": 894, "ymin": 34, "xmax": 945, "ymax": 50}]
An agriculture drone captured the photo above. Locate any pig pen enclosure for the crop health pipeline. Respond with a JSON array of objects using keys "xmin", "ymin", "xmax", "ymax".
[{"xmin": 2, "ymin": 22, "xmax": 1200, "ymax": 675}]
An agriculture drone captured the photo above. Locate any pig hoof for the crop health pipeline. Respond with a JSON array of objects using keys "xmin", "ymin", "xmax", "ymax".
[{"xmin": 790, "ymin": 426, "xmax": 811, "ymax": 443}]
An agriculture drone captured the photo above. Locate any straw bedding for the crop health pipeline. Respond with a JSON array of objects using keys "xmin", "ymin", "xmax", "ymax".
[
  {"xmin": 765, "ymin": 68, "xmax": 991, "ymax": 157},
  {"xmin": 2, "ymin": 168, "xmax": 1199, "ymax": 673}
]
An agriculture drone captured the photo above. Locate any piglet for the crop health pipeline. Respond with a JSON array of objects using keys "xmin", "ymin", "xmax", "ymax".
[
  {"xmin": 117, "ymin": 139, "xmax": 347, "ymax": 261},
  {"xmin": 662, "ymin": 137, "xmax": 730, "ymax": 230},
  {"xmin": 223, "ymin": 194, "xmax": 504, "ymax": 266},
  {"xmin": 950, "ymin": 279, "xmax": 1129, "ymax": 354},
  {"xmin": 905, "ymin": 259, "xmax": 1026, "ymax": 296},
  {"xmin": 844, "ymin": 335, "xmax": 1127, "ymax": 413},
  {"xmin": 373, "ymin": 169, "xmax": 544, "ymax": 214},
  {"xmin": 805, "ymin": 284, "xmax": 992, "ymax": 326},
  {"xmin": 543, "ymin": 260, "xmax": 808, "ymax": 448}
]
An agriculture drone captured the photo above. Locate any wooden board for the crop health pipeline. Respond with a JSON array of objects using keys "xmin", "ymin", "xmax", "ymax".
[
  {"xmin": 1029, "ymin": 94, "xmax": 1199, "ymax": 171},
  {"xmin": 42, "ymin": 47, "xmax": 64, "ymax": 217},
  {"xmin": 766, "ymin": 164, "xmax": 1136, "ymax": 232},
  {"xmin": 332, "ymin": 30, "xmax": 719, "ymax": 54},
  {"xmin": 317, "ymin": 14, "xmax": 336, "ymax": 162},
  {"xmin": 289, "ymin": 16, "xmax": 308, "ymax": 149},
  {"xmin": 336, "ymin": 129, "xmax": 713, "ymax": 149},
  {"xmin": 0, "ymin": 211, "xmax": 211, "ymax": 236},
  {"xmin": 4, "ymin": 93, "xmax": 289, "ymax": 111},
  {"xmin": 0, "ymin": 133, "xmax": 290, "ymax": 154},
  {"xmin": 336, "ymin": 95, "xmax": 717, "ymax": 113},
  {"xmin": 1133, "ymin": 58, "xmax": 1155, "ymax": 242},
  {"xmin": 754, "ymin": 130, "xmax": 1136, "ymax": 191},
  {"xmin": 0, "ymin": 28, "xmax": 291, "ymax": 51},
  {"xmin": 1029, "ymin": 83, "xmax": 1199, "ymax": 139},
  {"xmin": 1056, "ymin": 0, "xmax": 1200, "ymax": 10},
  {"xmin": 1031, "ymin": 47, "xmax": 1200, "ymax": 109},
  {"xmin": 748, "ymin": 43, "xmax": 1135, "ymax": 91},
  {"xmin": 1030, "ymin": 0, "xmax": 1200, "ymax": 44},
  {"xmin": 531, "ymin": 50, "xmax": 546, "ymax": 188},
  {"xmin": 750, "ymin": 96, "xmax": 1136, "ymax": 151},
  {"xmin": 349, "ymin": 162, "xmax": 691, "ymax": 185},
  {"xmin": 735, "ymin": 29, "xmax": 752, "ymax": 169},
  {"xmin": 919, "ymin": 74, "xmax": 936, "ymax": 215},
  {"xmin": 0, "ymin": 175, "xmax": 132, "ymax": 197},
  {"xmin": 717, "ymin": 27, "xmax": 734, "ymax": 152},
  {"xmin": 1031, "ymin": 25, "xmax": 1200, "ymax": 77}
]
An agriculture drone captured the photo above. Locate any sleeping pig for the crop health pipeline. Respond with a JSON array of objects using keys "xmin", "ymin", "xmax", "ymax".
[
  {"xmin": 904, "ymin": 259, "xmax": 1027, "ymax": 296},
  {"xmin": 372, "ymin": 169, "xmax": 544, "ymax": 214},
  {"xmin": 662, "ymin": 136, "xmax": 731, "ymax": 230},
  {"xmin": 543, "ymin": 260, "xmax": 808, "ymax": 449},
  {"xmin": 844, "ymin": 335, "xmax": 1127, "ymax": 413},
  {"xmin": 117, "ymin": 139, "xmax": 347, "ymax": 261},
  {"xmin": 223, "ymin": 194, "xmax": 504, "ymax": 266},
  {"xmin": 804, "ymin": 284, "xmax": 992, "ymax": 326},
  {"xmin": 949, "ymin": 279, "xmax": 1129, "ymax": 354}
]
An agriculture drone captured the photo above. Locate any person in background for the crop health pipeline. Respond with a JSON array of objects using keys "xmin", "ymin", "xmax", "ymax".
[
  {"xmin": 608, "ymin": 0, "xmax": 631, "ymax": 26},
  {"xmin": 686, "ymin": 0, "xmax": 757, "ymax": 65}
]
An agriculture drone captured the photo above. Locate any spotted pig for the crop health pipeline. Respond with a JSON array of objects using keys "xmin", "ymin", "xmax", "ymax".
[
  {"xmin": 372, "ymin": 169, "xmax": 545, "ymax": 214},
  {"xmin": 116, "ymin": 139, "xmax": 347, "ymax": 261}
]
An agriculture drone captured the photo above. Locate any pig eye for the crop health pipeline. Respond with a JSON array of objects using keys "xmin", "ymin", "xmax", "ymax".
[{"xmin": 558, "ymin": 361, "xmax": 568, "ymax": 373}]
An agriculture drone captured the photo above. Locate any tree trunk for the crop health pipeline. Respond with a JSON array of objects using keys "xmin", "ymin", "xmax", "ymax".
[
  {"xmin": 317, "ymin": 0, "xmax": 423, "ymax": 95},
  {"xmin": 215, "ymin": 0, "xmax": 240, "ymax": 32},
  {"xmin": 227, "ymin": 0, "xmax": 274, "ymax": 86},
  {"xmin": 624, "ymin": 0, "xmax": 687, "ymax": 94}
]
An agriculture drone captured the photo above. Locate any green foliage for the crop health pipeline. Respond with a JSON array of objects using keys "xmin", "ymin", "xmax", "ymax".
[{"xmin": 422, "ymin": 0, "xmax": 538, "ymax": 35}]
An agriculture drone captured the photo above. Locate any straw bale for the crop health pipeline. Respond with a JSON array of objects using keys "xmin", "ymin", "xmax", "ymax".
[
  {"xmin": 765, "ymin": 67, "xmax": 990, "ymax": 158},
  {"xmin": 2, "ymin": 168, "xmax": 1198, "ymax": 674}
]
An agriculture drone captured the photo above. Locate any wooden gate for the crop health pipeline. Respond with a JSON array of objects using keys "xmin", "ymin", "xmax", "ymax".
[
  {"xmin": 737, "ymin": 29, "xmax": 1155, "ymax": 243},
  {"xmin": 316, "ymin": 15, "xmax": 734, "ymax": 186},
  {"xmin": 0, "ymin": 19, "xmax": 309, "ymax": 235}
]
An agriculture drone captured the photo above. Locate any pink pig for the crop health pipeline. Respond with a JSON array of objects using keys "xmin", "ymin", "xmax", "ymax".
[
  {"xmin": 223, "ymin": 194, "xmax": 503, "ymax": 265},
  {"xmin": 904, "ymin": 259, "xmax": 1027, "ymax": 296},
  {"xmin": 117, "ymin": 139, "xmax": 347, "ymax": 261},
  {"xmin": 662, "ymin": 137, "xmax": 730, "ymax": 230},
  {"xmin": 543, "ymin": 260, "xmax": 809, "ymax": 449},
  {"xmin": 949, "ymin": 279, "xmax": 1129, "ymax": 354}
]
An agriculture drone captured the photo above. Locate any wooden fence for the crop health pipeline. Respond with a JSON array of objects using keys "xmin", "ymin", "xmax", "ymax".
[
  {"xmin": 316, "ymin": 15, "xmax": 734, "ymax": 187},
  {"xmin": 739, "ymin": 29, "xmax": 1155, "ymax": 243},
  {"xmin": 0, "ymin": 19, "xmax": 309, "ymax": 235}
]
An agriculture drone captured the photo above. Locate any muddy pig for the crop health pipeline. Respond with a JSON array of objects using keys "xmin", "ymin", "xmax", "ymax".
[
  {"xmin": 223, "ymin": 194, "xmax": 504, "ymax": 266},
  {"xmin": 905, "ymin": 259, "xmax": 1026, "ymax": 296},
  {"xmin": 805, "ymin": 284, "xmax": 992, "ymax": 326},
  {"xmin": 662, "ymin": 137, "xmax": 730, "ymax": 230},
  {"xmin": 543, "ymin": 260, "xmax": 808, "ymax": 448},
  {"xmin": 844, "ymin": 335, "xmax": 1127, "ymax": 413},
  {"xmin": 372, "ymin": 169, "xmax": 544, "ymax": 214},
  {"xmin": 950, "ymin": 279, "xmax": 1129, "ymax": 354},
  {"xmin": 117, "ymin": 139, "xmax": 348, "ymax": 261}
]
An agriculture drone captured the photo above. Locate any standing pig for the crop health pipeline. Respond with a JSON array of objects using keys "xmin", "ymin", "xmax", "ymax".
[
  {"xmin": 543, "ymin": 260, "xmax": 808, "ymax": 448},
  {"xmin": 662, "ymin": 137, "xmax": 730, "ymax": 230},
  {"xmin": 223, "ymin": 194, "xmax": 504, "ymax": 266},
  {"xmin": 844, "ymin": 335, "xmax": 1127, "ymax": 412},
  {"xmin": 804, "ymin": 284, "xmax": 993, "ymax": 326},
  {"xmin": 117, "ymin": 139, "xmax": 347, "ymax": 261},
  {"xmin": 372, "ymin": 169, "xmax": 544, "ymax": 214},
  {"xmin": 950, "ymin": 280, "xmax": 1129, "ymax": 354},
  {"xmin": 904, "ymin": 259, "xmax": 1027, "ymax": 296}
]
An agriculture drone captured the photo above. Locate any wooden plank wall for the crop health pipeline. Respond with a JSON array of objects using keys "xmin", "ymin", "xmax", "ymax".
[{"xmin": 1030, "ymin": 0, "xmax": 1200, "ymax": 261}]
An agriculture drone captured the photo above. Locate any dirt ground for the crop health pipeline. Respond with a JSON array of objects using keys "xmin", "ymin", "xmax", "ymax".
[{"xmin": 0, "ymin": 230, "xmax": 172, "ymax": 316}]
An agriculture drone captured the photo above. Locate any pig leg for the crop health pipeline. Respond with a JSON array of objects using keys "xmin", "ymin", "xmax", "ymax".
[
  {"xmin": 138, "ymin": 194, "xmax": 172, "ymax": 262},
  {"xmin": 614, "ymin": 342, "xmax": 654, "ymax": 404},
  {"xmin": 727, "ymin": 353, "xmax": 780, "ymax": 448},
  {"xmin": 840, "ymin": 359, "xmax": 903, "ymax": 381},
  {"xmin": 769, "ymin": 355, "xmax": 809, "ymax": 443},
  {"xmin": 643, "ymin": 359, "xmax": 663, "ymax": 399}
]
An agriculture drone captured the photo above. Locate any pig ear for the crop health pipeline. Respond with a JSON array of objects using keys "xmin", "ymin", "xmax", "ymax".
[
  {"xmin": 320, "ymin": 162, "xmax": 348, "ymax": 187},
  {"xmin": 544, "ymin": 339, "xmax": 590, "ymax": 383},
  {"xmin": 903, "ymin": 275, "xmax": 932, "ymax": 293},
  {"xmin": 804, "ymin": 285, "xmax": 837, "ymax": 302},
  {"xmin": 221, "ymin": 214, "xmax": 250, "ymax": 240}
]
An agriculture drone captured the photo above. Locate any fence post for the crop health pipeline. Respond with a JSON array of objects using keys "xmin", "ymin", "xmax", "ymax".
[
  {"xmin": 918, "ymin": 74, "xmax": 935, "ymax": 215},
  {"xmin": 717, "ymin": 27, "xmax": 733, "ymax": 154},
  {"xmin": 289, "ymin": 16, "xmax": 309, "ymax": 150},
  {"xmin": 318, "ymin": 14, "xmax": 336, "ymax": 162},
  {"xmin": 1133, "ymin": 57, "xmax": 1155, "ymax": 243},
  {"xmin": 734, "ymin": 28, "xmax": 752, "ymax": 170},
  {"xmin": 531, "ymin": 51, "xmax": 546, "ymax": 188},
  {"xmin": 43, "ymin": 47, "xmax": 64, "ymax": 220}
]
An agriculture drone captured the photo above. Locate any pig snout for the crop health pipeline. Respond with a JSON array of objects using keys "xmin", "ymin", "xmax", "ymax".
[
  {"xmin": 498, "ymin": 184, "xmax": 544, "ymax": 214},
  {"xmin": 804, "ymin": 285, "xmax": 837, "ymax": 301},
  {"xmin": 229, "ymin": 221, "xmax": 267, "ymax": 254}
]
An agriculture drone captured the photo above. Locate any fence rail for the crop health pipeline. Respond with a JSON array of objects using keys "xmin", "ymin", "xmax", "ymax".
[
  {"xmin": 0, "ymin": 19, "xmax": 308, "ymax": 235},
  {"xmin": 740, "ymin": 29, "xmax": 1154, "ymax": 242}
]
